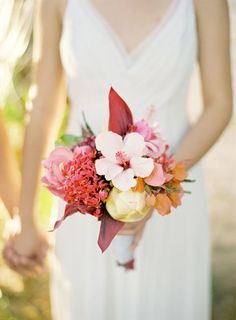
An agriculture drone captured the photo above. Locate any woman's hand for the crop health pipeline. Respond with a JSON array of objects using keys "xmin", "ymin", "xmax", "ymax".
[
  {"xmin": 3, "ymin": 224, "xmax": 49, "ymax": 276},
  {"xmin": 118, "ymin": 211, "xmax": 152, "ymax": 252}
]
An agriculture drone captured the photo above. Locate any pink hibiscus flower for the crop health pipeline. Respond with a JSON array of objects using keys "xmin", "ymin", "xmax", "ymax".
[{"xmin": 95, "ymin": 132, "xmax": 154, "ymax": 191}]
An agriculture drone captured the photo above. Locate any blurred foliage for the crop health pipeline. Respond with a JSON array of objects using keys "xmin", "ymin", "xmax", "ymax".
[{"xmin": 0, "ymin": 30, "xmax": 53, "ymax": 320}]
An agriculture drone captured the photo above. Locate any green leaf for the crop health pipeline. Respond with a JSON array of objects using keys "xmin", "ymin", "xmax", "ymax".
[
  {"xmin": 183, "ymin": 179, "xmax": 196, "ymax": 183},
  {"xmin": 55, "ymin": 134, "xmax": 83, "ymax": 147},
  {"xmin": 144, "ymin": 185, "xmax": 153, "ymax": 193},
  {"xmin": 184, "ymin": 190, "xmax": 192, "ymax": 194},
  {"xmin": 82, "ymin": 111, "xmax": 95, "ymax": 135}
]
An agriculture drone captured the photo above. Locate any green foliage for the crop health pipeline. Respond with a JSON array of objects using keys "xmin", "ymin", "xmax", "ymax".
[
  {"xmin": 56, "ymin": 133, "xmax": 83, "ymax": 148},
  {"xmin": 3, "ymin": 99, "xmax": 25, "ymax": 124}
]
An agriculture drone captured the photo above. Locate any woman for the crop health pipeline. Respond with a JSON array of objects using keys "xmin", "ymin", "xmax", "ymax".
[{"xmin": 4, "ymin": 0, "xmax": 233, "ymax": 319}]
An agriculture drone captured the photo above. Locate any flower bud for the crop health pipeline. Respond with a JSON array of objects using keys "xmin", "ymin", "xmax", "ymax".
[{"xmin": 106, "ymin": 187, "xmax": 151, "ymax": 222}]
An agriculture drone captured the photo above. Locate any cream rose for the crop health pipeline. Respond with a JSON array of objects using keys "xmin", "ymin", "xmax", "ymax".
[{"xmin": 106, "ymin": 187, "xmax": 151, "ymax": 222}]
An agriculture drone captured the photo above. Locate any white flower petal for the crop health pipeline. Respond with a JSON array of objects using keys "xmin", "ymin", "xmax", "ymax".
[
  {"xmin": 123, "ymin": 132, "xmax": 146, "ymax": 158},
  {"xmin": 130, "ymin": 157, "xmax": 154, "ymax": 178},
  {"xmin": 95, "ymin": 158, "xmax": 123, "ymax": 180},
  {"xmin": 95, "ymin": 131, "xmax": 123, "ymax": 161},
  {"xmin": 112, "ymin": 168, "xmax": 136, "ymax": 191}
]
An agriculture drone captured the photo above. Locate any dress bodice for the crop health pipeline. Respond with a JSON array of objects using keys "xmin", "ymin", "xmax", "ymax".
[{"xmin": 59, "ymin": 0, "xmax": 197, "ymax": 150}]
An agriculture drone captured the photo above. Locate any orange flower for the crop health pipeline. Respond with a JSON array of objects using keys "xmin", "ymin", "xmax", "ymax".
[
  {"xmin": 168, "ymin": 179, "xmax": 181, "ymax": 190},
  {"xmin": 155, "ymin": 193, "xmax": 172, "ymax": 215},
  {"xmin": 172, "ymin": 162, "xmax": 187, "ymax": 181},
  {"xmin": 131, "ymin": 177, "xmax": 145, "ymax": 192},
  {"xmin": 168, "ymin": 187, "xmax": 184, "ymax": 208},
  {"xmin": 145, "ymin": 193, "xmax": 156, "ymax": 206}
]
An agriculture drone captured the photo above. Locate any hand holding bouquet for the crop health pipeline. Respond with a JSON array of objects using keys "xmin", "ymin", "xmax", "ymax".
[{"xmin": 42, "ymin": 88, "xmax": 193, "ymax": 269}]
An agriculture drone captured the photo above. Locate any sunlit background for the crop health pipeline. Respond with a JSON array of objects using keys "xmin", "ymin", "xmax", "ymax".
[{"xmin": 0, "ymin": 1, "xmax": 235, "ymax": 319}]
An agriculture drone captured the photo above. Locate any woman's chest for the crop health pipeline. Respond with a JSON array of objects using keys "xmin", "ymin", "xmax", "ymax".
[{"xmin": 60, "ymin": 0, "xmax": 197, "ymax": 78}]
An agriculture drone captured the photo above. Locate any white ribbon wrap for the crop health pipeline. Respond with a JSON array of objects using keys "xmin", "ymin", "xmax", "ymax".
[{"xmin": 112, "ymin": 235, "xmax": 134, "ymax": 264}]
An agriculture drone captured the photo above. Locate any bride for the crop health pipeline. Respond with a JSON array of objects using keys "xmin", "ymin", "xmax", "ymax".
[{"xmin": 3, "ymin": 0, "xmax": 233, "ymax": 319}]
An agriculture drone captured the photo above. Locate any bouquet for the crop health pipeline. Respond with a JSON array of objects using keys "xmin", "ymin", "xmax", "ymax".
[{"xmin": 42, "ymin": 87, "xmax": 193, "ymax": 270}]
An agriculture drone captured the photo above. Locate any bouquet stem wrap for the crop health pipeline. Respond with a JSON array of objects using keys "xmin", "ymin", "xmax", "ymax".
[{"xmin": 112, "ymin": 235, "xmax": 135, "ymax": 270}]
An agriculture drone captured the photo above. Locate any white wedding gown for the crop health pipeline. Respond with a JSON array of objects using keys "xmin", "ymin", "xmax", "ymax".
[{"xmin": 50, "ymin": 0, "xmax": 211, "ymax": 319}]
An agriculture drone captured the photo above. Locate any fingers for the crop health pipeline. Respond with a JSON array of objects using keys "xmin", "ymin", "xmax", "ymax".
[
  {"xmin": 3, "ymin": 244, "xmax": 46, "ymax": 276},
  {"xmin": 2, "ymin": 246, "xmax": 19, "ymax": 269},
  {"xmin": 2, "ymin": 227, "xmax": 49, "ymax": 277},
  {"xmin": 119, "ymin": 219, "xmax": 146, "ymax": 235},
  {"xmin": 118, "ymin": 210, "xmax": 153, "ymax": 236},
  {"xmin": 5, "ymin": 256, "xmax": 45, "ymax": 276},
  {"xmin": 119, "ymin": 215, "xmax": 152, "ymax": 250},
  {"xmin": 3, "ymin": 247, "xmax": 30, "ymax": 275},
  {"xmin": 18, "ymin": 255, "xmax": 45, "ymax": 273}
]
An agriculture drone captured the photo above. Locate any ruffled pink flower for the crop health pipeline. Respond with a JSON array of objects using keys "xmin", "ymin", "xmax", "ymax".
[
  {"xmin": 95, "ymin": 132, "xmax": 154, "ymax": 191},
  {"xmin": 129, "ymin": 119, "xmax": 168, "ymax": 158},
  {"xmin": 41, "ymin": 147, "xmax": 73, "ymax": 198}
]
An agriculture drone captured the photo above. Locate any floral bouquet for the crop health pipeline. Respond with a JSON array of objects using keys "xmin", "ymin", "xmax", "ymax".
[{"xmin": 42, "ymin": 87, "xmax": 193, "ymax": 270}]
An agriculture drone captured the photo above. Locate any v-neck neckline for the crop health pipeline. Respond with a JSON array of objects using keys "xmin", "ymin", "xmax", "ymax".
[{"xmin": 83, "ymin": 0, "xmax": 178, "ymax": 67}]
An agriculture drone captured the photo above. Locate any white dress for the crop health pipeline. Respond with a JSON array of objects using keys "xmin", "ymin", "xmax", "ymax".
[{"xmin": 50, "ymin": 0, "xmax": 211, "ymax": 319}]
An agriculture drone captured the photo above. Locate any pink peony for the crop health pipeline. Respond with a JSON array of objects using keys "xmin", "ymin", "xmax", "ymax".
[
  {"xmin": 95, "ymin": 131, "xmax": 154, "ymax": 191},
  {"xmin": 41, "ymin": 147, "xmax": 73, "ymax": 198}
]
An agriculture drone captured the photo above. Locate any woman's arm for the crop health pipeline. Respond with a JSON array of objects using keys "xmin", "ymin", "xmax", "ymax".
[
  {"xmin": 3, "ymin": 0, "xmax": 67, "ymax": 271},
  {"xmin": 0, "ymin": 111, "xmax": 20, "ymax": 218},
  {"xmin": 20, "ymin": 0, "xmax": 66, "ymax": 231},
  {"xmin": 173, "ymin": 0, "xmax": 233, "ymax": 168}
]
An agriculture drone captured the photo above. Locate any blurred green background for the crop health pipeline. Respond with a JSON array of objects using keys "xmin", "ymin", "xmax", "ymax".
[{"xmin": 0, "ymin": 1, "xmax": 236, "ymax": 320}]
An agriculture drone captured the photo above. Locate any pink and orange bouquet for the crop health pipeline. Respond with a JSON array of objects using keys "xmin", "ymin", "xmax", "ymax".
[{"xmin": 42, "ymin": 88, "xmax": 193, "ymax": 269}]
